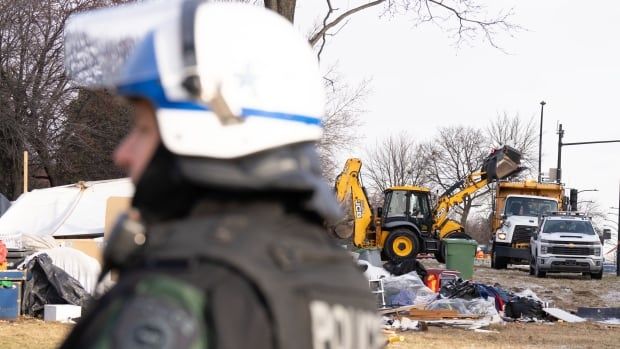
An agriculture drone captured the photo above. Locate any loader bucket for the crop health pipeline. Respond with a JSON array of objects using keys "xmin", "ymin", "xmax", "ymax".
[{"xmin": 482, "ymin": 145, "xmax": 522, "ymax": 181}]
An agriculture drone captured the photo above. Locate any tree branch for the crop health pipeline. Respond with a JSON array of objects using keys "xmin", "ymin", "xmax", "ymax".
[{"xmin": 309, "ymin": 0, "xmax": 385, "ymax": 47}]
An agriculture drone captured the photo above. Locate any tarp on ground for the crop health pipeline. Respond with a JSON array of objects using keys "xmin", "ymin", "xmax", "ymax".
[
  {"xmin": 0, "ymin": 179, "xmax": 133, "ymax": 245},
  {"xmin": 22, "ymin": 253, "xmax": 92, "ymax": 317}
]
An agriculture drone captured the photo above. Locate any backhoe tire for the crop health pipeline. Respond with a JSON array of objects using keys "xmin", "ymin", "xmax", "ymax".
[
  {"xmin": 434, "ymin": 242, "xmax": 446, "ymax": 264},
  {"xmin": 384, "ymin": 229, "xmax": 420, "ymax": 261}
]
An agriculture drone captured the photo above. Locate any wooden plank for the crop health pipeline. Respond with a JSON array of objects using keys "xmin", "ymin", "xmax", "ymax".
[
  {"xmin": 543, "ymin": 308, "xmax": 586, "ymax": 323},
  {"xmin": 377, "ymin": 304, "xmax": 425, "ymax": 315},
  {"xmin": 409, "ymin": 309, "xmax": 460, "ymax": 318}
]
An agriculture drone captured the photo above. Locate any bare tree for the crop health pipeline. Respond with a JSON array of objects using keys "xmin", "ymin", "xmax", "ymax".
[
  {"xmin": 422, "ymin": 125, "xmax": 489, "ymax": 225},
  {"xmin": 54, "ymin": 89, "xmax": 131, "ymax": 183},
  {"xmin": 578, "ymin": 200, "xmax": 607, "ymax": 230},
  {"xmin": 486, "ymin": 112, "xmax": 537, "ymax": 177},
  {"xmin": 257, "ymin": 0, "xmax": 520, "ymax": 178},
  {"xmin": 464, "ymin": 211, "xmax": 492, "ymax": 244},
  {"xmin": 363, "ymin": 132, "xmax": 428, "ymax": 195},
  {"xmin": 318, "ymin": 69, "xmax": 369, "ymax": 179},
  {"xmin": 307, "ymin": 0, "xmax": 519, "ymax": 59},
  {"xmin": 0, "ymin": 0, "xmax": 128, "ymax": 199}
]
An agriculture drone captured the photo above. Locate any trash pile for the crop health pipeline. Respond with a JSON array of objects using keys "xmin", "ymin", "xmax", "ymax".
[{"xmin": 357, "ymin": 257, "xmax": 587, "ymax": 334}]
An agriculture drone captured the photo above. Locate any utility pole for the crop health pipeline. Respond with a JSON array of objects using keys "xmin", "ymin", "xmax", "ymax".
[
  {"xmin": 617, "ymin": 182, "xmax": 619, "ymax": 276},
  {"xmin": 538, "ymin": 101, "xmax": 545, "ymax": 182},
  {"xmin": 556, "ymin": 124, "xmax": 564, "ymax": 183}
]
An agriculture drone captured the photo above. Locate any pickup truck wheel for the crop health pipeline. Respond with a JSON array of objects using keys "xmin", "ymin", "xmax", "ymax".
[
  {"xmin": 384, "ymin": 229, "xmax": 420, "ymax": 261},
  {"xmin": 529, "ymin": 258, "xmax": 535, "ymax": 275},
  {"xmin": 591, "ymin": 271, "xmax": 603, "ymax": 280},
  {"xmin": 534, "ymin": 257, "xmax": 546, "ymax": 278}
]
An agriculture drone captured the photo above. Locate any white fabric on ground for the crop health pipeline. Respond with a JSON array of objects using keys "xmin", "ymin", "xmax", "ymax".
[{"xmin": 20, "ymin": 247, "xmax": 101, "ymax": 295}]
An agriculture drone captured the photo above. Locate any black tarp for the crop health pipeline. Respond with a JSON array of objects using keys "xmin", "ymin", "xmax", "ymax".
[{"xmin": 22, "ymin": 253, "xmax": 92, "ymax": 317}]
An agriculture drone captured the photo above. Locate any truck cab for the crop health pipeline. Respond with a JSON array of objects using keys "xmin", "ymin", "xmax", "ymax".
[
  {"xmin": 529, "ymin": 212, "xmax": 604, "ymax": 279},
  {"xmin": 492, "ymin": 193, "xmax": 559, "ymax": 269}
]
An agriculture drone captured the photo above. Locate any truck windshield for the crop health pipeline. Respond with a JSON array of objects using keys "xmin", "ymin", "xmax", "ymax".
[
  {"xmin": 504, "ymin": 197, "xmax": 557, "ymax": 217},
  {"xmin": 542, "ymin": 220, "xmax": 596, "ymax": 235}
]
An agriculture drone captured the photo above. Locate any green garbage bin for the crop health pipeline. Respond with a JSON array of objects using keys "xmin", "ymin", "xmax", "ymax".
[{"xmin": 444, "ymin": 238, "xmax": 477, "ymax": 280}]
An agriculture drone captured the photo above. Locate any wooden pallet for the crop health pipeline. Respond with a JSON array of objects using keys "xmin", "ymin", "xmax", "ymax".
[{"xmin": 407, "ymin": 309, "xmax": 482, "ymax": 320}]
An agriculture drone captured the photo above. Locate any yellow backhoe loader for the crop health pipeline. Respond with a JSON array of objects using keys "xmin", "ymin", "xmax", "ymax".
[{"xmin": 333, "ymin": 145, "xmax": 522, "ymax": 262}]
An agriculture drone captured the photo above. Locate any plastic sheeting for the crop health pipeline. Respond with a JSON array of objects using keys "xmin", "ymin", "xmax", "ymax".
[
  {"xmin": 20, "ymin": 247, "xmax": 101, "ymax": 294},
  {"xmin": 22, "ymin": 254, "xmax": 92, "ymax": 317},
  {"xmin": 383, "ymin": 273, "xmax": 437, "ymax": 307},
  {"xmin": 0, "ymin": 179, "xmax": 133, "ymax": 247},
  {"xmin": 427, "ymin": 298, "xmax": 500, "ymax": 320}
]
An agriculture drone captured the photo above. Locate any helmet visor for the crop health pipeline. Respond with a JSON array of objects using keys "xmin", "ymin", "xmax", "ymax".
[{"xmin": 64, "ymin": 0, "xmax": 182, "ymax": 88}]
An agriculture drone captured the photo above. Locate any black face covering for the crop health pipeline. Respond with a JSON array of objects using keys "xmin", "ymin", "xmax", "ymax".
[{"xmin": 131, "ymin": 143, "xmax": 198, "ymax": 223}]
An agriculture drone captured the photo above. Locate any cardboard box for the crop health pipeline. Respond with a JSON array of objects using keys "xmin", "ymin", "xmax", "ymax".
[
  {"xmin": 44, "ymin": 304, "xmax": 81, "ymax": 322},
  {"xmin": 58, "ymin": 239, "xmax": 104, "ymax": 265},
  {"xmin": 104, "ymin": 196, "xmax": 131, "ymax": 240}
]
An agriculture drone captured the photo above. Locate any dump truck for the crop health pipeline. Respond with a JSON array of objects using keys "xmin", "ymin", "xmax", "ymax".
[
  {"xmin": 333, "ymin": 145, "xmax": 522, "ymax": 262},
  {"xmin": 490, "ymin": 180, "xmax": 564, "ymax": 269}
]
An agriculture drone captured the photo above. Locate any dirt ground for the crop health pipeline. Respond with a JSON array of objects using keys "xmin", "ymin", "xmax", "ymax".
[
  {"xmin": 386, "ymin": 259, "xmax": 620, "ymax": 349},
  {"xmin": 389, "ymin": 322, "xmax": 620, "ymax": 349},
  {"xmin": 0, "ymin": 318, "xmax": 70, "ymax": 349},
  {"xmin": 1, "ymin": 261, "xmax": 618, "ymax": 349}
]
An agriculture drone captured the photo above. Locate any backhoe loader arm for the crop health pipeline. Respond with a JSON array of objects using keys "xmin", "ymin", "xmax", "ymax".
[
  {"xmin": 432, "ymin": 172, "xmax": 489, "ymax": 237},
  {"xmin": 431, "ymin": 145, "xmax": 523, "ymax": 239},
  {"xmin": 334, "ymin": 158, "xmax": 373, "ymax": 247}
]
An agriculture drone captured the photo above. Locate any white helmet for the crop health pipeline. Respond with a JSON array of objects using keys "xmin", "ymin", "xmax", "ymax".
[{"xmin": 65, "ymin": 0, "xmax": 324, "ymax": 159}]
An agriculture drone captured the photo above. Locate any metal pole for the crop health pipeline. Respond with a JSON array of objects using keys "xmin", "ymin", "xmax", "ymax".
[
  {"xmin": 617, "ymin": 181, "xmax": 619, "ymax": 276},
  {"xmin": 538, "ymin": 101, "xmax": 545, "ymax": 182},
  {"xmin": 23, "ymin": 151, "xmax": 28, "ymax": 193},
  {"xmin": 556, "ymin": 124, "xmax": 563, "ymax": 183}
]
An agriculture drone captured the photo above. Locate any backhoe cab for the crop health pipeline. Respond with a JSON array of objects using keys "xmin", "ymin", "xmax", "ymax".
[{"xmin": 332, "ymin": 145, "xmax": 522, "ymax": 262}]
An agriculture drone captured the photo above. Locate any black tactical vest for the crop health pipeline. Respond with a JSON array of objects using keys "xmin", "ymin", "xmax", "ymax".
[{"xmin": 143, "ymin": 205, "xmax": 383, "ymax": 349}]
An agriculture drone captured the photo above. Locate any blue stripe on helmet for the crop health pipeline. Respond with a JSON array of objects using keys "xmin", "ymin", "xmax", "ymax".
[{"xmin": 241, "ymin": 108, "xmax": 321, "ymax": 126}]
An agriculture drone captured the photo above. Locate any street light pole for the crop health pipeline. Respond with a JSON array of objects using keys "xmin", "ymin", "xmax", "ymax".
[
  {"xmin": 554, "ymin": 124, "xmax": 619, "ymax": 184},
  {"xmin": 556, "ymin": 124, "xmax": 564, "ymax": 183},
  {"xmin": 616, "ymin": 182, "xmax": 619, "ymax": 276},
  {"xmin": 538, "ymin": 101, "xmax": 545, "ymax": 183}
]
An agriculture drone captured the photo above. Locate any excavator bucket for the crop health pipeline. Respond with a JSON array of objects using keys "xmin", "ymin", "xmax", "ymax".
[{"xmin": 482, "ymin": 145, "xmax": 522, "ymax": 181}]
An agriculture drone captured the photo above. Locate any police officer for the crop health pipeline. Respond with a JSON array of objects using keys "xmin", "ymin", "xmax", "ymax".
[{"xmin": 60, "ymin": 1, "xmax": 381, "ymax": 348}]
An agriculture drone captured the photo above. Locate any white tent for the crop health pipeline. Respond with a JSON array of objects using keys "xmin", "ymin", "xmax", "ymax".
[{"xmin": 0, "ymin": 179, "xmax": 133, "ymax": 247}]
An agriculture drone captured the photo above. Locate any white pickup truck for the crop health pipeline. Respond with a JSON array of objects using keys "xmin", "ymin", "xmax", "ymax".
[{"xmin": 529, "ymin": 212, "xmax": 604, "ymax": 279}]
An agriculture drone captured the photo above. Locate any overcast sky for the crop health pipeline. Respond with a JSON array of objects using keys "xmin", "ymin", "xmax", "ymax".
[{"xmin": 297, "ymin": 0, "xmax": 620, "ymax": 225}]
